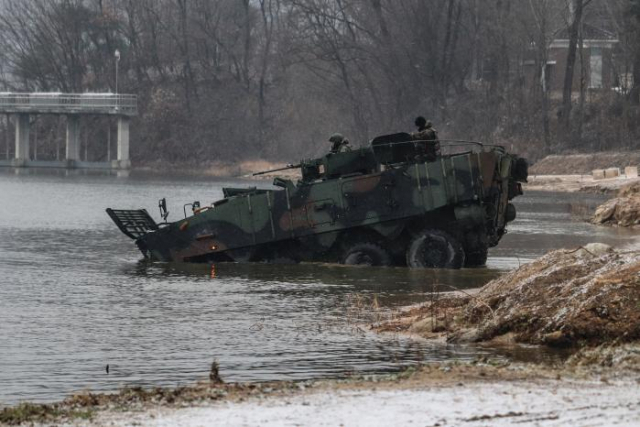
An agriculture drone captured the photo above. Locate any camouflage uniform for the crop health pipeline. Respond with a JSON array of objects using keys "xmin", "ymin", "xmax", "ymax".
[
  {"xmin": 329, "ymin": 133, "xmax": 351, "ymax": 154},
  {"xmin": 411, "ymin": 121, "xmax": 438, "ymax": 141},
  {"xmin": 411, "ymin": 122, "xmax": 440, "ymax": 161}
]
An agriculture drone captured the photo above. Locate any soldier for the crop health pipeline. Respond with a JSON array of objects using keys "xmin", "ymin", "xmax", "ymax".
[
  {"xmin": 411, "ymin": 116, "xmax": 440, "ymax": 161},
  {"xmin": 411, "ymin": 116, "xmax": 437, "ymax": 141},
  {"xmin": 328, "ymin": 133, "xmax": 351, "ymax": 153}
]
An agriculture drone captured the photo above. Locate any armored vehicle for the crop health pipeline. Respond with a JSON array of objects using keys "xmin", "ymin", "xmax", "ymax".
[{"xmin": 107, "ymin": 133, "xmax": 528, "ymax": 268}]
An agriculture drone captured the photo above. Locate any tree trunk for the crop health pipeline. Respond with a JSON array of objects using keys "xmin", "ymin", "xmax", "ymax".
[
  {"xmin": 178, "ymin": 0, "xmax": 196, "ymax": 112},
  {"xmin": 534, "ymin": 2, "xmax": 551, "ymax": 155},
  {"xmin": 577, "ymin": 23, "xmax": 586, "ymax": 148},
  {"xmin": 242, "ymin": 0, "xmax": 252, "ymax": 89},
  {"xmin": 632, "ymin": 29, "xmax": 640, "ymax": 105},
  {"xmin": 471, "ymin": 0, "xmax": 481, "ymax": 81},
  {"xmin": 4, "ymin": 115, "xmax": 9, "ymax": 160},
  {"xmin": 371, "ymin": 0, "xmax": 389, "ymax": 39},
  {"xmin": 438, "ymin": 0, "xmax": 457, "ymax": 121},
  {"xmin": 561, "ymin": 0, "xmax": 584, "ymax": 127}
]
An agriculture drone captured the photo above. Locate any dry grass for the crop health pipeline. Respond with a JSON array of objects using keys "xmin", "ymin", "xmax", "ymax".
[
  {"xmin": 0, "ymin": 402, "xmax": 93, "ymax": 426},
  {"xmin": 373, "ymin": 247, "xmax": 640, "ymax": 349},
  {"xmin": 1, "ymin": 360, "xmax": 590, "ymax": 426}
]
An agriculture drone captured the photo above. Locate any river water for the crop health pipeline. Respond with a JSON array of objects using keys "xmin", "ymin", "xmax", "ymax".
[{"xmin": 1, "ymin": 169, "xmax": 638, "ymax": 405}]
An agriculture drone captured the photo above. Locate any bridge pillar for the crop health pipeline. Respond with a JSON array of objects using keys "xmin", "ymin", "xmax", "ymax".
[
  {"xmin": 114, "ymin": 116, "xmax": 131, "ymax": 169},
  {"xmin": 12, "ymin": 114, "xmax": 30, "ymax": 166},
  {"xmin": 65, "ymin": 115, "xmax": 80, "ymax": 165}
]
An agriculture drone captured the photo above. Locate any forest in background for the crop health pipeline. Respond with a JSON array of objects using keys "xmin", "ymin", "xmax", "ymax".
[{"xmin": 0, "ymin": 0, "xmax": 639, "ymax": 165}]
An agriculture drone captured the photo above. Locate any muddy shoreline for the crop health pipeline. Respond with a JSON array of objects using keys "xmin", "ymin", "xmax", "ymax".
[
  {"xmin": 3, "ymin": 241, "xmax": 639, "ymax": 426},
  {"xmin": 2, "ymin": 357, "xmax": 639, "ymax": 426},
  {"xmin": 134, "ymin": 158, "xmax": 640, "ymax": 194},
  {"xmin": 3, "ymin": 244, "xmax": 640, "ymax": 425},
  {"xmin": 525, "ymin": 174, "xmax": 640, "ymax": 193}
]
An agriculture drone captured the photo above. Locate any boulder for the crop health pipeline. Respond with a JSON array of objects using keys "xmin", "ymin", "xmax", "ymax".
[
  {"xmin": 592, "ymin": 196, "xmax": 640, "ymax": 227},
  {"xmin": 604, "ymin": 168, "xmax": 620, "ymax": 179},
  {"xmin": 625, "ymin": 166, "xmax": 639, "ymax": 178},
  {"xmin": 592, "ymin": 182, "xmax": 640, "ymax": 227}
]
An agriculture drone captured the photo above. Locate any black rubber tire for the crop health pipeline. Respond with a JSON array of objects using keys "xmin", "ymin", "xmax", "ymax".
[
  {"xmin": 251, "ymin": 244, "xmax": 300, "ymax": 264},
  {"xmin": 406, "ymin": 229, "xmax": 465, "ymax": 269},
  {"xmin": 463, "ymin": 230, "xmax": 489, "ymax": 267},
  {"xmin": 269, "ymin": 256, "xmax": 299, "ymax": 265},
  {"xmin": 227, "ymin": 248, "xmax": 254, "ymax": 262},
  {"xmin": 341, "ymin": 242, "xmax": 392, "ymax": 267}
]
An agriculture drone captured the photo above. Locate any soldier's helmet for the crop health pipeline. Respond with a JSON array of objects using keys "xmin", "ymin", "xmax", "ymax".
[
  {"xmin": 329, "ymin": 133, "xmax": 345, "ymax": 144},
  {"xmin": 414, "ymin": 116, "xmax": 427, "ymax": 128}
]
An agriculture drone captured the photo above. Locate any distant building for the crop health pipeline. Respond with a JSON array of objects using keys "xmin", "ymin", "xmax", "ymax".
[{"xmin": 524, "ymin": 24, "xmax": 619, "ymax": 98}]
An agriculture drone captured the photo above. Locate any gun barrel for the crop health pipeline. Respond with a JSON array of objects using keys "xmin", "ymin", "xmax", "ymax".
[{"xmin": 252, "ymin": 164, "xmax": 300, "ymax": 176}]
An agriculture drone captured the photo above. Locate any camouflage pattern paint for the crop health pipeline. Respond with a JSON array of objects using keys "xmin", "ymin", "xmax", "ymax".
[{"xmin": 108, "ymin": 136, "xmax": 527, "ymax": 268}]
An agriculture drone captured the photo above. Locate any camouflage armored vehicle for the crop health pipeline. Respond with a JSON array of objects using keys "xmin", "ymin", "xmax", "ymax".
[{"xmin": 107, "ymin": 133, "xmax": 528, "ymax": 268}]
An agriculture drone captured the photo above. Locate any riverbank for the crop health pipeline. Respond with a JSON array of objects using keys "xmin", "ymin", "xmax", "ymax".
[
  {"xmin": 524, "ymin": 174, "xmax": 640, "ymax": 193},
  {"xmin": 372, "ymin": 244, "xmax": 639, "ymax": 348},
  {"xmin": 523, "ymin": 151, "xmax": 640, "ymax": 193},
  {"xmin": 2, "ymin": 359, "xmax": 639, "ymax": 426},
  {"xmin": 135, "ymin": 158, "xmax": 640, "ymax": 193},
  {"xmin": 592, "ymin": 182, "xmax": 640, "ymax": 227},
  {"xmin": 529, "ymin": 151, "xmax": 640, "ymax": 175}
]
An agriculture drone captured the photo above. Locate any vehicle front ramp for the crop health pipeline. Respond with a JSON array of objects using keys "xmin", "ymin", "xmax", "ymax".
[{"xmin": 106, "ymin": 208, "xmax": 159, "ymax": 240}]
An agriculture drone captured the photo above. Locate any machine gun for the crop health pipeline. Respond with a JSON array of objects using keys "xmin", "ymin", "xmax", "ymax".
[{"xmin": 252, "ymin": 163, "xmax": 302, "ymax": 176}]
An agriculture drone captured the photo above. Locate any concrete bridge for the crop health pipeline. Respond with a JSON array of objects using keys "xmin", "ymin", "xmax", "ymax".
[{"xmin": 0, "ymin": 92, "xmax": 137, "ymax": 169}]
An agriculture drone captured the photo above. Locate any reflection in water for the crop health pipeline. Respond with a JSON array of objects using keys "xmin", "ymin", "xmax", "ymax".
[
  {"xmin": 145, "ymin": 260, "xmax": 504, "ymax": 311},
  {"xmin": 0, "ymin": 169, "xmax": 638, "ymax": 405}
]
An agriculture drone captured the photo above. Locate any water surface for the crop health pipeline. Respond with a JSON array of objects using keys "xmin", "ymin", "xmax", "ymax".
[{"xmin": 1, "ymin": 169, "xmax": 637, "ymax": 405}]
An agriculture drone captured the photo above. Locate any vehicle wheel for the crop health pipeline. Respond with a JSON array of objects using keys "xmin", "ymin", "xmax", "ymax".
[
  {"xmin": 464, "ymin": 231, "xmax": 489, "ymax": 267},
  {"xmin": 227, "ymin": 248, "xmax": 254, "ymax": 262},
  {"xmin": 269, "ymin": 256, "xmax": 299, "ymax": 265},
  {"xmin": 255, "ymin": 247, "xmax": 300, "ymax": 264},
  {"xmin": 406, "ymin": 229, "xmax": 465, "ymax": 269},
  {"xmin": 341, "ymin": 242, "xmax": 392, "ymax": 267}
]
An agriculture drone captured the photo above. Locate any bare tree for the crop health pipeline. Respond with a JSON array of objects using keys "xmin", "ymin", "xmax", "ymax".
[{"xmin": 0, "ymin": 0, "xmax": 638, "ymax": 164}]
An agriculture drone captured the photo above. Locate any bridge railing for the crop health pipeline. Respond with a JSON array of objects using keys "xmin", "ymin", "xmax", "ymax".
[{"xmin": 0, "ymin": 93, "xmax": 137, "ymax": 116}]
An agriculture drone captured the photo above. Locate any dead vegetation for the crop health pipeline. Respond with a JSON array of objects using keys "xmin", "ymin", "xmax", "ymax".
[
  {"xmin": 0, "ymin": 379, "xmax": 307, "ymax": 426},
  {"xmin": 567, "ymin": 343, "xmax": 640, "ymax": 371},
  {"xmin": 373, "ymin": 244, "xmax": 640, "ymax": 350}
]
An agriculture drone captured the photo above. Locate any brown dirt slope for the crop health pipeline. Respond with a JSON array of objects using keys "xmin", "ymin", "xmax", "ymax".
[
  {"xmin": 464, "ymin": 245, "xmax": 640, "ymax": 346},
  {"xmin": 374, "ymin": 245, "xmax": 640, "ymax": 348},
  {"xmin": 592, "ymin": 182, "xmax": 640, "ymax": 227},
  {"xmin": 530, "ymin": 152, "xmax": 640, "ymax": 175}
]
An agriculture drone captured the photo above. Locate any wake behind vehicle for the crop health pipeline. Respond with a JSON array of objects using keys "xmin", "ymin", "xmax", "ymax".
[{"xmin": 107, "ymin": 133, "xmax": 528, "ymax": 268}]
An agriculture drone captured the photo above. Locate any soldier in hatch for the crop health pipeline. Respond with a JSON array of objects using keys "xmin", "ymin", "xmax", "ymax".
[
  {"xmin": 328, "ymin": 133, "xmax": 351, "ymax": 154},
  {"xmin": 411, "ymin": 116, "xmax": 440, "ymax": 161},
  {"xmin": 412, "ymin": 116, "xmax": 438, "ymax": 141}
]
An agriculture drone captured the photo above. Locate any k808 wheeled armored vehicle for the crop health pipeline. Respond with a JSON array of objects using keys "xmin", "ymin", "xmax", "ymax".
[{"xmin": 107, "ymin": 133, "xmax": 528, "ymax": 268}]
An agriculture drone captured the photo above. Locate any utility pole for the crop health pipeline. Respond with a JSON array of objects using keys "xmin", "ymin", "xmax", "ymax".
[
  {"xmin": 115, "ymin": 49, "xmax": 121, "ymax": 94},
  {"xmin": 115, "ymin": 49, "xmax": 121, "ymax": 112}
]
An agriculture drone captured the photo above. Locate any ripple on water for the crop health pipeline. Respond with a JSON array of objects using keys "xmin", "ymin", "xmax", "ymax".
[{"xmin": 0, "ymin": 173, "xmax": 637, "ymax": 404}]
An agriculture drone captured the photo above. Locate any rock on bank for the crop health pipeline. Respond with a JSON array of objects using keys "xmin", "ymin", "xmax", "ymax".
[{"xmin": 593, "ymin": 182, "xmax": 640, "ymax": 227}]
